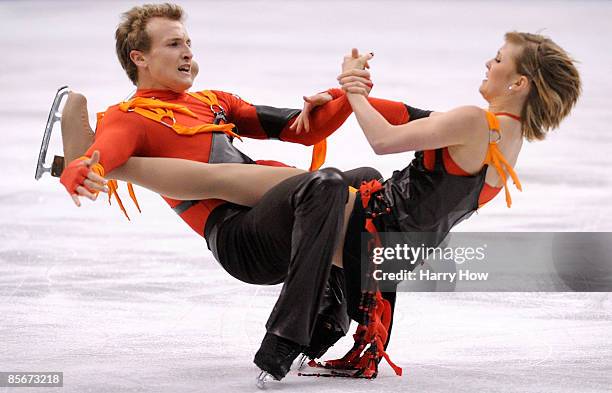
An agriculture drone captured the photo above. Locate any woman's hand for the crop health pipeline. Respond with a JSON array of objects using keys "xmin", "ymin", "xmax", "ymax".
[
  {"xmin": 342, "ymin": 48, "xmax": 373, "ymax": 73},
  {"xmin": 337, "ymin": 68, "xmax": 373, "ymax": 96}
]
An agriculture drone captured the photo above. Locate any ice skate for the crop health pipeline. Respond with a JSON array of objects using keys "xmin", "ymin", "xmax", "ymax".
[
  {"xmin": 299, "ymin": 292, "xmax": 403, "ymax": 379},
  {"xmin": 297, "ymin": 325, "xmax": 366, "ymax": 378},
  {"xmin": 253, "ymin": 333, "xmax": 303, "ymax": 388},
  {"xmin": 301, "ymin": 264, "xmax": 350, "ymax": 363},
  {"xmin": 35, "ymin": 86, "xmax": 70, "ymax": 180},
  {"xmin": 302, "ymin": 314, "xmax": 348, "ymax": 361}
]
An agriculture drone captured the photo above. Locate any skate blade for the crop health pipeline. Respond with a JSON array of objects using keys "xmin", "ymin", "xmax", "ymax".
[
  {"xmin": 35, "ymin": 86, "xmax": 70, "ymax": 180},
  {"xmin": 256, "ymin": 370, "xmax": 273, "ymax": 389},
  {"xmin": 297, "ymin": 360, "xmax": 372, "ymax": 378},
  {"xmin": 296, "ymin": 354, "xmax": 308, "ymax": 371},
  {"xmin": 297, "ymin": 368, "xmax": 363, "ymax": 378},
  {"xmin": 305, "ymin": 358, "xmax": 358, "ymax": 370}
]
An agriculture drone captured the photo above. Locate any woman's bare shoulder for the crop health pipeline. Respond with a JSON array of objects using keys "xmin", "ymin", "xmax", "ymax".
[
  {"xmin": 435, "ymin": 106, "xmax": 488, "ymax": 137},
  {"xmin": 448, "ymin": 105, "xmax": 485, "ymax": 120}
]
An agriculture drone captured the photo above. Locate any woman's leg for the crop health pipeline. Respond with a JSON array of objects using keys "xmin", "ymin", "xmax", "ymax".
[
  {"xmin": 109, "ymin": 158, "xmax": 306, "ymax": 207},
  {"xmin": 331, "ymin": 167, "xmax": 383, "ymax": 267},
  {"xmin": 61, "ymin": 93, "xmax": 94, "ymax": 163}
]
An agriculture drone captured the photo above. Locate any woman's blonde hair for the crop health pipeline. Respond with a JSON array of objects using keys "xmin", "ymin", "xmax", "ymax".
[
  {"xmin": 505, "ymin": 32, "xmax": 581, "ymax": 141},
  {"xmin": 115, "ymin": 3, "xmax": 184, "ymax": 85}
]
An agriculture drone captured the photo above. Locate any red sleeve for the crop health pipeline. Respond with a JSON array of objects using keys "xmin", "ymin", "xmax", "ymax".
[
  {"xmin": 213, "ymin": 91, "xmax": 268, "ymax": 139},
  {"xmin": 217, "ymin": 89, "xmax": 352, "ymax": 146},
  {"xmin": 217, "ymin": 90, "xmax": 409, "ymax": 146},
  {"xmin": 286, "ymin": 93, "xmax": 411, "ymax": 144},
  {"xmin": 83, "ymin": 107, "xmax": 145, "ymax": 173},
  {"xmin": 278, "ymin": 88, "xmax": 352, "ymax": 146},
  {"xmin": 366, "ymin": 96, "xmax": 410, "ymax": 125}
]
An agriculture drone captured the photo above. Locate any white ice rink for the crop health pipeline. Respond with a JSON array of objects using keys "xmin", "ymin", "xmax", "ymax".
[{"xmin": 1, "ymin": 1, "xmax": 611, "ymax": 392}]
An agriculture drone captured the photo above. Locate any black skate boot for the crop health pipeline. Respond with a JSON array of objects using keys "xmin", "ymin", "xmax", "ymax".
[
  {"xmin": 254, "ymin": 333, "xmax": 303, "ymax": 387},
  {"xmin": 301, "ymin": 265, "xmax": 350, "ymax": 362},
  {"xmin": 302, "ymin": 316, "xmax": 347, "ymax": 360}
]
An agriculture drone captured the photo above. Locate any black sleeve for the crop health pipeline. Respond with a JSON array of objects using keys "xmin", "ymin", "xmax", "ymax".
[
  {"xmin": 254, "ymin": 105, "xmax": 301, "ymax": 139},
  {"xmin": 404, "ymin": 105, "xmax": 433, "ymax": 121}
]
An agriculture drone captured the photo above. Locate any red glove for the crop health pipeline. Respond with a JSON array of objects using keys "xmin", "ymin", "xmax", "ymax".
[{"xmin": 60, "ymin": 158, "xmax": 90, "ymax": 196}]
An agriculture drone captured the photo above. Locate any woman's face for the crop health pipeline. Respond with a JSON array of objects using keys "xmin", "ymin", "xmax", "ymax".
[{"xmin": 479, "ymin": 41, "xmax": 523, "ymax": 101}]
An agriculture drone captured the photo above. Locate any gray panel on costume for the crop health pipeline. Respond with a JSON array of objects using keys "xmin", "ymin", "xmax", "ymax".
[
  {"xmin": 172, "ymin": 200, "xmax": 200, "ymax": 215},
  {"xmin": 208, "ymin": 133, "xmax": 255, "ymax": 164},
  {"xmin": 173, "ymin": 133, "xmax": 255, "ymax": 216}
]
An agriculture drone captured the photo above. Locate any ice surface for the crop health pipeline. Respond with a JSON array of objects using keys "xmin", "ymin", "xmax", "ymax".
[{"xmin": 1, "ymin": 1, "xmax": 611, "ymax": 392}]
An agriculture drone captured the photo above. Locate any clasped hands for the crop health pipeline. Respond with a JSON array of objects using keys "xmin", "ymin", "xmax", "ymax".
[{"xmin": 290, "ymin": 48, "xmax": 374, "ymax": 134}]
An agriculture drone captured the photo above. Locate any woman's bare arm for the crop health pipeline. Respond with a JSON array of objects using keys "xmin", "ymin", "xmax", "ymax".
[{"xmin": 347, "ymin": 94, "xmax": 483, "ymax": 154}]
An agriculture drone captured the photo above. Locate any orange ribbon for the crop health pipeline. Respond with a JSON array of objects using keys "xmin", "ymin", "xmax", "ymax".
[
  {"xmin": 309, "ymin": 139, "xmax": 327, "ymax": 171},
  {"xmin": 104, "ymin": 91, "xmax": 244, "ymax": 220},
  {"xmin": 118, "ymin": 96, "xmax": 241, "ymax": 140},
  {"xmin": 483, "ymin": 111, "xmax": 523, "ymax": 208}
]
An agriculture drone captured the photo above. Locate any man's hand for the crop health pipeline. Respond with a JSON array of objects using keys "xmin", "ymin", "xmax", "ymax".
[
  {"xmin": 59, "ymin": 150, "xmax": 108, "ymax": 207},
  {"xmin": 289, "ymin": 92, "xmax": 333, "ymax": 135}
]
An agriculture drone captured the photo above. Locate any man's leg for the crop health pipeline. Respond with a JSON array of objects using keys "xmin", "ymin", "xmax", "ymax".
[
  {"xmin": 215, "ymin": 168, "xmax": 347, "ymax": 342},
  {"xmin": 211, "ymin": 168, "xmax": 348, "ymax": 379},
  {"xmin": 216, "ymin": 167, "xmax": 381, "ymax": 342}
]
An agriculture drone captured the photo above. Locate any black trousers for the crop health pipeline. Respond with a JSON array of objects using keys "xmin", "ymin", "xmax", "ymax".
[{"xmin": 205, "ymin": 167, "xmax": 381, "ymax": 345}]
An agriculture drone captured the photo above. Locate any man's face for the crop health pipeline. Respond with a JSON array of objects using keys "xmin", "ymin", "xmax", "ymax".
[{"xmin": 139, "ymin": 17, "xmax": 194, "ymax": 92}]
